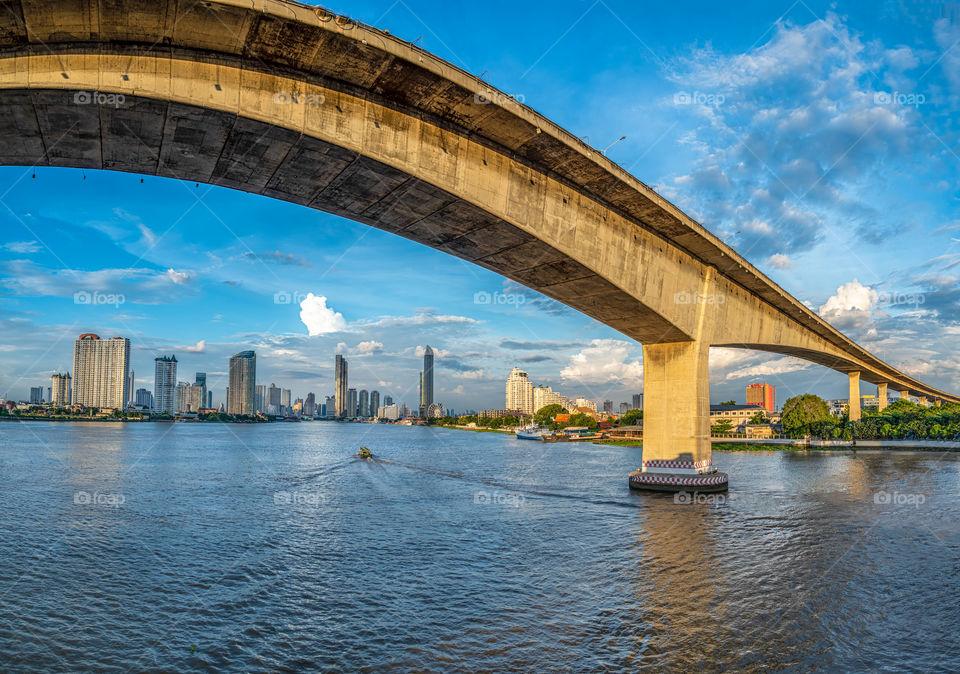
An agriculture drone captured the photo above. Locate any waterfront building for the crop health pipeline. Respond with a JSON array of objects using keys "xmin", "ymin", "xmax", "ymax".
[
  {"xmin": 154, "ymin": 355, "xmax": 177, "ymax": 415},
  {"xmin": 359, "ymin": 389, "xmax": 369, "ymax": 417},
  {"xmin": 194, "ymin": 372, "xmax": 207, "ymax": 410},
  {"xmin": 254, "ymin": 384, "xmax": 266, "ymax": 414},
  {"xmin": 127, "ymin": 370, "xmax": 135, "ymax": 405},
  {"xmin": 175, "ymin": 382, "xmax": 204, "ymax": 413},
  {"xmin": 281, "ymin": 388, "xmax": 291, "ymax": 415},
  {"xmin": 134, "ymin": 388, "xmax": 153, "ymax": 408},
  {"xmin": 479, "ymin": 409, "xmax": 527, "ymax": 419},
  {"xmin": 29, "ymin": 386, "xmax": 43, "ymax": 404},
  {"xmin": 304, "ymin": 393, "xmax": 316, "ymax": 417},
  {"xmin": 746, "ymin": 382, "xmax": 776, "ymax": 412},
  {"xmin": 324, "ymin": 395, "xmax": 336, "ymax": 418},
  {"xmin": 370, "ymin": 390, "xmax": 380, "ymax": 418},
  {"xmin": 227, "ymin": 350, "xmax": 256, "ymax": 416},
  {"xmin": 347, "ymin": 388, "xmax": 358, "ymax": 417},
  {"xmin": 73, "ymin": 334, "xmax": 131, "ymax": 409},
  {"xmin": 378, "ymin": 403, "xmax": 400, "ymax": 420},
  {"xmin": 505, "ymin": 368, "xmax": 534, "ymax": 415},
  {"xmin": 384, "ymin": 395, "xmax": 393, "ymax": 407},
  {"xmin": 51, "ymin": 373, "xmax": 71, "ymax": 406},
  {"xmin": 619, "ymin": 402, "xmax": 630, "ymax": 414},
  {"xmin": 602, "ymin": 400, "xmax": 613, "ymax": 413},
  {"xmin": 574, "ymin": 398, "xmax": 597, "ymax": 413},
  {"xmin": 632, "ymin": 393, "xmax": 643, "ymax": 409},
  {"xmin": 335, "ymin": 354, "xmax": 348, "ymax": 417},
  {"xmin": 293, "ymin": 398, "xmax": 303, "ymax": 415},
  {"xmin": 267, "ymin": 383, "xmax": 281, "ymax": 414},
  {"xmin": 532, "ymin": 385, "xmax": 572, "ymax": 414}
]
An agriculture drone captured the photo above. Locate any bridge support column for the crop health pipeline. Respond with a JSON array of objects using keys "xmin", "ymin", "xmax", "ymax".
[
  {"xmin": 629, "ymin": 341, "xmax": 727, "ymax": 493},
  {"xmin": 877, "ymin": 383, "xmax": 888, "ymax": 411},
  {"xmin": 900, "ymin": 390, "xmax": 910, "ymax": 402},
  {"xmin": 848, "ymin": 372, "xmax": 861, "ymax": 421},
  {"xmin": 936, "ymin": 399, "xmax": 942, "ymax": 407},
  {"xmin": 919, "ymin": 396, "xmax": 928, "ymax": 407}
]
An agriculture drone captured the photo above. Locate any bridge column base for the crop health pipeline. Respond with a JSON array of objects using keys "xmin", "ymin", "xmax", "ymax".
[{"xmin": 628, "ymin": 469, "xmax": 729, "ymax": 493}]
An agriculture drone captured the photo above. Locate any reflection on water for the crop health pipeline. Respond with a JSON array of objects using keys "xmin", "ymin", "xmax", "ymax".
[{"xmin": 0, "ymin": 422, "xmax": 957, "ymax": 671}]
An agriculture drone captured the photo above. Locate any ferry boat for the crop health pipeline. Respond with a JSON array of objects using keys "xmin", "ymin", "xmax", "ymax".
[{"xmin": 515, "ymin": 425, "xmax": 544, "ymax": 440}]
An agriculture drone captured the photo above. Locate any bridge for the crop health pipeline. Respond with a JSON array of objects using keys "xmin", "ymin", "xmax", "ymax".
[{"xmin": 0, "ymin": 0, "xmax": 955, "ymax": 491}]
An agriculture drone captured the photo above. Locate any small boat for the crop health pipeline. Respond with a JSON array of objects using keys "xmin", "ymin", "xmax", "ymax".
[
  {"xmin": 357, "ymin": 447, "xmax": 373, "ymax": 459},
  {"xmin": 515, "ymin": 425, "xmax": 544, "ymax": 440}
]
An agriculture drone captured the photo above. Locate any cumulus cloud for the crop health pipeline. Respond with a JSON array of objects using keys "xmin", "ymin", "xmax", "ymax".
[
  {"xmin": 166, "ymin": 268, "xmax": 190, "ymax": 285},
  {"xmin": 560, "ymin": 339, "xmax": 643, "ymax": 385},
  {"xmin": 355, "ymin": 340, "xmax": 383, "ymax": 354},
  {"xmin": 452, "ymin": 369, "xmax": 485, "ymax": 380},
  {"xmin": 767, "ymin": 253, "xmax": 794, "ymax": 269},
  {"xmin": 1, "ymin": 241, "xmax": 41, "ymax": 254},
  {"xmin": 299, "ymin": 294, "xmax": 347, "ymax": 336},
  {"xmin": 725, "ymin": 356, "xmax": 811, "ymax": 380},
  {"xmin": 182, "ymin": 340, "xmax": 206, "ymax": 353},
  {"xmin": 818, "ymin": 278, "xmax": 878, "ymax": 333}
]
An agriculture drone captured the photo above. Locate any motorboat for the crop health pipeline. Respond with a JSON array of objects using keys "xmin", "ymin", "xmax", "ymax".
[{"xmin": 515, "ymin": 425, "xmax": 544, "ymax": 440}]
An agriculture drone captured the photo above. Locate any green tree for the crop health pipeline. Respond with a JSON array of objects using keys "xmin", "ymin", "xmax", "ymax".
[
  {"xmin": 534, "ymin": 404, "xmax": 567, "ymax": 427},
  {"xmin": 780, "ymin": 394, "xmax": 832, "ymax": 437},
  {"xmin": 711, "ymin": 418, "xmax": 734, "ymax": 434},
  {"xmin": 719, "ymin": 400, "xmax": 736, "ymax": 406},
  {"xmin": 568, "ymin": 413, "xmax": 598, "ymax": 429},
  {"xmin": 749, "ymin": 410, "xmax": 768, "ymax": 424},
  {"xmin": 619, "ymin": 409, "xmax": 643, "ymax": 426}
]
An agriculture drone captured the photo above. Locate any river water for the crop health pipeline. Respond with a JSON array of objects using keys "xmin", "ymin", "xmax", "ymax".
[{"xmin": 0, "ymin": 421, "xmax": 957, "ymax": 671}]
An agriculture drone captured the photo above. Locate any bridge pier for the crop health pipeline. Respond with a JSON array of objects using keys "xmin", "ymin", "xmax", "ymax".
[
  {"xmin": 629, "ymin": 342, "xmax": 728, "ymax": 493},
  {"xmin": 878, "ymin": 383, "xmax": 888, "ymax": 411},
  {"xmin": 900, "ymin": 390, "xmax": 910, "ymax": 402},
  {"xmin": 919, "ymin": 396, "xmax": 928, "ymax": 407},
  {"xmin": 848, "ymin": 372, "xmax": 861, "ymax": 421}
]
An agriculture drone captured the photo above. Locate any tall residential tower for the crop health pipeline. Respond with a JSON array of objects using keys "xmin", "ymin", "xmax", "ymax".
[
  {"xmin": 154, "ymin": 355, "xmax": 177, "ymax": 414},
  {"xmin": 228, "ymin": 351, "xmax": 256, "ymax": 415},
  {"xmin": 72, "ymin": 334, "xmax": 131, "ymax": 409}
]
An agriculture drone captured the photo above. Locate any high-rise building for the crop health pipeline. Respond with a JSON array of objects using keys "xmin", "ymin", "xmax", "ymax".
[
  {"xmin": 419, "ymin": 345, "xmax": 435, "ymax": 415},
  {"xmin": 359, "ymin": 389, "xmax": 369, "ymax": 417},
  {"xmin": 135, "ymin": 388, "xmax": 153, "ymax": 408},
  {"xmin": 324, "ymin": 395, "xmax": 336, "ymax": 418},
  {"xmin": 532, "ymin": 385, "xmax": 572, "ymax": 414},
  {"xmin": 505, "ymin": 367, "xmax": 534, "ymax": 415},
  {"xmin": 293, "ymin": 398, "xmax": 303, "ymax": 416},
  {"xmin": 631, "ymin": 393, "xmax": 643, "ymax": 410},
  {"xmin": 335, "ymin": 354, "xmax": 348, "ymax": 417},
  {"xmin": 127, "ymin": 370, "xmax": 135, "ymax": 405},
  {"xmin": 746, "ymin": 382, "xmax": 776, "ymax": 412},
  {"xmin": 304, "ymin": 393, "xmax": 316, "ymax": 417},
  {"xmin": 384, "ymin": 395, "xmax": 393, "ymax": 407},
  {"xmin": 228, "ymin": 350, "xmax": 256, "ymax": 415},
  {"xmin": 254, "ymin": 384, "xmax": 266, "ymax": 414},
  {"xmin": 602, "ymin": 400, "xmax": 614, "ymax": 414},
  {"xmin": 154, "ymin": 355, "xmax": 177, "ymax": 415},
  {"xmin": 206, "ymin": 390, "xmax": 213, "ymax": 409},
  {"xmin": 267, "ymin": 384, "xmax": 281, "ymax": 414},
  {"xmin": 370, "ymin": 390, "xmax": 380, "ymax": 418},
  {"xmin": 29, "ymin": 386, "xmax": 43, "ymax": 404},
  {"xmin": 51, "ymin": 373, "xmax": 71, "ymax": 406},
  {"xmin": 194, "ymin": 372, "xmax": 207, "ymax": 409},
  {"xmin": 619, "ymin": 402, "xmax": 630, "ymax": 414},
  {"xmin": 378, "ymin": 403, "xmax": 400, "ymax": 420},
  {"xmin": 347, "ymin": 388, "xmax": 358, "ymax": 417},
  {"xmin": 281, "ymin": 388, "xmax": 291, "ymax": 415},
  {"xmin": 72, "ymin": 334, "xmax": 131, "ymax": 409},
  {"xmin": 574, "ymin": 397, "xmax": 598, "ymax": 412}
]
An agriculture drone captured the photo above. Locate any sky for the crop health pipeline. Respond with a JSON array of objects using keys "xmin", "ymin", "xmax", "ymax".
[{"xmin": 2, "ymin": 0, "xmax": 960, "ymax": 411}]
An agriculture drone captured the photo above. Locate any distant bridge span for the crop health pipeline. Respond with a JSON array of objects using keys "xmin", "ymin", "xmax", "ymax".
[{"xmin": 0, "ymin": 0, "xmax": 954, "ymax": 489}]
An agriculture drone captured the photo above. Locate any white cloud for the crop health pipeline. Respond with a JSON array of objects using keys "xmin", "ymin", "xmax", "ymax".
[
  {"xmin": 415, "ymin": 345, "xmax": 451, "ymax": 358},
  {"xmin": 2, "ymin": 241, "xmax": 41, "ymax": 254},
  {"xmin": 767, "ymin": 253, "xmax": 794, "ymax": 269},
  {"xmin": 452, "ymin": 369, "xmax": 484, "ymax": 380},
  {"xmin": 560, "ymin": 339, "xmax": 643, "ymax": 385},
  {"xmin": 725, "ymin": 356, "xmax": 811, "ymax": 380},
  {"xmin": 299, "ymin": 294, "xmax": 347, "ymax": 336},
  {"xmin": 182, "ymin": 340, "xmax": 206, "ymax": 353},
  {"xmin": 166, "ymin": 268, "xmax": 189, "ymax": 285},
  {"xmin": 355, "ymin": 340, "xmax": 383, "ymax": 354},
  {"xmin": 818, "ymin": 279, "xmax": 878, "ymax": 334},
  {"xmin": 452, "ymin": 384, "xmax": 465, "ymax": 394}
]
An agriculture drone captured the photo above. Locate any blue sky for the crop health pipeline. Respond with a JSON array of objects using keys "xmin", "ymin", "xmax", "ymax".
[{"xmin": 2, "ymin": 0, "xmax": 960, "ymax": 410}]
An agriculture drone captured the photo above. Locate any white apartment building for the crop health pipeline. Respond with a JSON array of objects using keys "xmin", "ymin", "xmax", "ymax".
[{"xmin": 72, "ymin": 334, "xmax": 130, "ymax": 409}]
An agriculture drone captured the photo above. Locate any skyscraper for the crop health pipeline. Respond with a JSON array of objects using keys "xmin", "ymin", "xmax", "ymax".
[
  {"xmin": 746, "ymin": 382, "xmax": 776, "ymax": 412},
  {"xmin": 603, "ymin": 400, "xmax": 614, "ymax": 413},
  {"xmin": 631, "ymin": 393, "xmax": 643, "ymax": 410},
  {"xmin": 359, "ymin": 389, "xmax": 369, "ymax": 417},
  {"xmin": 347, "ymin": 388, "xmax": 358, "ymax": 418},
  {"xmin": 51, "ymin": 373, "xmax": 71, "ymax": 406},
  {"xmin": 281, "ymin": 388, "xmax": 291, "ymax": 415},
  {"xmin": 505, "ymin": 367, "xmax": 534, "ymax": 415},
  {"xmin": 324, "ymin": 395, "xmax": 335, "ymax": 418},
  {"xmin": 384, "ymin": 395, "xmax": 393, "ymax": 407},
  {"xmin": 154, "ymin": 355, "xmax": 178, "ymax": 415},
  {"xmin": 255, "ymin": 384, "xmax": 266, "ymax": 413},
  {"xmin": 29, "ymin": 386, "xmax": 43, "ymax": 404},
  {"xmin": 419, "ymin": 345, "xmax": 435, "ymax": 415},
  {"xmin": 72, "ymin": 334, "xmax": 131, "ymax": 409},
  {"xmin": 135, "ymin": 388, "xmax": 153, "ymax": 408},
  {"xmin": 127, "ymin": 369, "xmax": 135, "ymax": 405},
  {"xmin": 370, "ymin": 390, "xmax": 380, "ymax": 418},
  {"xmin": 267, "ymin": 384, "xmax": 281, "ymax": 414},
  {"xmin": 195, "ymin": 372, "xmax": 207, "ymax": 409},
  {"xmin": 228, "ymin": 350, "xmax": 256, "ymax": 416},
  {"xmin": 335, "ymin": 354, "xmax": 348, "ymax": 417},
  {"xmin": 304, "ymin": 392, "xmax": 316, "ymax": 417}
]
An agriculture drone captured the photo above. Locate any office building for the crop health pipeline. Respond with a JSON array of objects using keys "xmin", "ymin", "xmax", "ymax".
[
  {"xmin": 602, "ymin": 400, "xmax": 614, "ymax": 414},
  {"xmin": 619, "ymin": 402, "xmax": 630, "ymax": 414},
  {"xmin": 335, "ymin": 354, "xmax": 348, "ymax": 417},
  {"xmin": 51, "ymin": 373, "xmax": 71, "ymax": 406},
  {"xmin": 281, "ymin": 388, "xmax": 291, "ymax": 415},
  {"xmin": 255, "ymin": 384, "xmax": 266, "ymax": 414},
  {"xmin": 304, "ymin": 393, "xmax": 316, "ymax": 417},
  {"xmin": 419, "ymin": 345, "xmax": 435, "ymax": 415},
  {"xmin": 227, "ymin": 350, "xmax": 256, "ymax": 415},
  {"xmin": 267, "ymin": 384, "xmax": 281, "ymax": 414},
  {"xmin": 347, "ymin": 388, "xmax": 358, "ymax": 417},
  {"xmin": 135, "ymin": 388, "xmax": 153, "ymax": 408},
  {"xmin": 127, "ymin": 370, "xmax": 135, "ymax": 404},
  {"xmin": 176, "ymin": 381, "xmax": 204, "ymax": 413},
  {"xmin": 29, "ymin": 386, "xmax": 43, "ymax": 404},
  {"xmin": 631, "ymin": 393, "xmax": 643, "ymax": 410},
  {"xmin": 378, "ymin": 403, "xmax": 400, "ymax": 420},
  {"xmin": 505, "ymin": 368, "xmax": 534, "ymax": 415},
  {"xmin": 384, "ymin": 395, "xmax": 393, "ymax": 407},
  {"xmin": 370, "ymin": 390, "xmax": 380, "ymax": 418},
  {"xmin": 359, "ymin": 389, "xmax": 369, "ymax": 417},
  {"xmin": 72, "ymin": 334, "xmax": 131, "ymax": 409},
  {"xmin": 324, "ymin": 395, "xmax": 336, "ymax": 418},
  {"xmin": 194, "ymin": 372, "xmax": 207, "ymax": 409},
  {"xmin": 154, "ymin": 355, "xmax": 177, "ymax": 415},
  {"xmin": 746, "ymin": 382, "xmax": 776, "ymax": 412}
]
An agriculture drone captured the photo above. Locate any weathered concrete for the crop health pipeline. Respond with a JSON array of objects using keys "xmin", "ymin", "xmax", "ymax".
[
  {"xmin": 878, "ymin": 383, "xmax": 888, "ymax": 411},
  {"xmin": 0, "ymin": 0, "xmax": 955, "ymax": 487},
  {"xmin": 849, "ymin": 372, "xmax": 862, "ymax": 421}
]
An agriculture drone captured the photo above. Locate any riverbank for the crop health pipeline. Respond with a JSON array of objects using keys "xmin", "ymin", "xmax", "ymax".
[{"xmin": 713, "ymin": 440, "xmax": 960, "ymax": 452}]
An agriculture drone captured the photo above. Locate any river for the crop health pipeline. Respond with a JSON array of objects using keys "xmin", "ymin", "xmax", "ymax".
[{"xmin": 0, "ymin": 421, "xmax": 957, "ymax": 671}]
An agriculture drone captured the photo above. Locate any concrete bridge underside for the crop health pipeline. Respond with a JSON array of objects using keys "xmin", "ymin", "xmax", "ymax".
[{"xmin": 0, "ymin": 0, "xmax": 955, "ymax": 490}]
